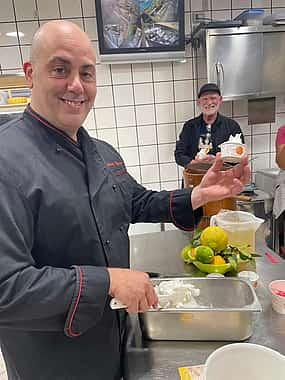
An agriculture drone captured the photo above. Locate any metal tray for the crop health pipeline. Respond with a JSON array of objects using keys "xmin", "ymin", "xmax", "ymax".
[{"xmin": 139, "ymin": 277, "xmax": 261, "ymax": 341}]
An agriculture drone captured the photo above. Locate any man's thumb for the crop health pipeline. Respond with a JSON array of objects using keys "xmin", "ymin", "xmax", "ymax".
[{"xmin": 210, "ymin": 153, "xmax": 223, "ymax": 172}]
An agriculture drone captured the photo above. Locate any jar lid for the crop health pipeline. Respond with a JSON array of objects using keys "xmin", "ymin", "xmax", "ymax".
[{"xmin": 238, "ymin": 271, "xmax": 259, "ymax": 282}]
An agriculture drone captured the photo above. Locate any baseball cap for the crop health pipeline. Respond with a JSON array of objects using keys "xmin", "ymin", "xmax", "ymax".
[{"xmin": 198, "ymin": 83, "xmax": 221, "ymax": 98}]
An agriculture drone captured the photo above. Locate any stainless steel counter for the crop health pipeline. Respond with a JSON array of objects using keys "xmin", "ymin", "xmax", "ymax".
[{"xmin": 124, "ymin": 230, "xmax": 285, "ymax": 380}]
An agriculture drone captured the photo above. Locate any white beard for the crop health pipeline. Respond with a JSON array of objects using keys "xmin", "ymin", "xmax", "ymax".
[{"xmin": 202, "ymin": 104, "xmax": 219, "ymax": 116}]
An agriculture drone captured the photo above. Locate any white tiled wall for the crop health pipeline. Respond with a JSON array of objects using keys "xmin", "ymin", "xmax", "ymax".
[{"xmin": 0, "ymin": 0, "xmax": 284, "ymax": 239}]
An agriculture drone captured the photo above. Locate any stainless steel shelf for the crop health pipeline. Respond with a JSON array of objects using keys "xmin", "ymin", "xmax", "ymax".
[{"xmin": 0, "ymin": 103, "xmax": 27, "ymax": 112}]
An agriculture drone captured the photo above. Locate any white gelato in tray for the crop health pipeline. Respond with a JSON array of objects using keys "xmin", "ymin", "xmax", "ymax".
[{"xmin": 155, "ymin": 279, "xmax": 200, "ymax": 309}]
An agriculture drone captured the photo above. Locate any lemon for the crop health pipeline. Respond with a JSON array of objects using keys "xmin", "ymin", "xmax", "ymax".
[
  {"xmin": 195, "ymin": 245, "xmax": 214, "ymax": 264},
  {"xmin": 211, "ymin": 255, "xmax": 226, "ymax": 265},
  {"xmin": 200, "ymin": 226, "xmax": 228, "ymax": 252}
]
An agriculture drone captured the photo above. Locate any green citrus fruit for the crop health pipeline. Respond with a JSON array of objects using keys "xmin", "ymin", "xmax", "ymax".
[
  {"xmin": 195, "ymin": 245, "xmax": 214, "ymax": 264},
  {"xmin": 200, "ymin": 226, "xmax": 228, "ymax": 252},
  {"xmin": 180, "ymin": 245, "xmax": 192, "ymax": 262}
]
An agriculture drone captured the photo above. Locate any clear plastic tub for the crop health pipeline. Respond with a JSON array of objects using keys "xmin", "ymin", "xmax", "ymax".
[{"xmin": 234, "ymin": 8, "xmax": 265, "ymax": 26}]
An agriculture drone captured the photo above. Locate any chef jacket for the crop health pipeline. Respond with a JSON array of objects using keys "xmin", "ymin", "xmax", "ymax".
[
  {"xmin": 175, "ymin": 113, "xmax": 244, "ymax": 168},
  {"xmin": 0, "ymin": 106, "xmax": 202, "ymax": 380}
]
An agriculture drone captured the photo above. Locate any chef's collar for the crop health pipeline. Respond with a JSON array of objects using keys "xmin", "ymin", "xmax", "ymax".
[{"xmin": 24, "ymin": 104, "xmax": 80, "ymax": 147}]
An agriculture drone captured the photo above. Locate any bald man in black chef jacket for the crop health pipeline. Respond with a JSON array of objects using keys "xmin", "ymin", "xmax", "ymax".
[{"xmin": 0, "ymin": 21, "xmax": 250, "ymax": 380}]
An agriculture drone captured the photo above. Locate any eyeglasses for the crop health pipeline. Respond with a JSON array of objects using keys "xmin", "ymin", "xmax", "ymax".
[{"xmin": 199, "ymin": 95, "xmax": 220, "ymax": 103}]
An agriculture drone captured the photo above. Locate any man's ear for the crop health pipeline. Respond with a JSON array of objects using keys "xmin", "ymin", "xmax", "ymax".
[{"xmin": 23, "ymin": 61, "xmax": 33, "ymax": 89}]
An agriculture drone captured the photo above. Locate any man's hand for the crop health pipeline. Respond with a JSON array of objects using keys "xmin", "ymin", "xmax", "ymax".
[
  {"xmin": 107, "ymin": 268, "xmax": 158, "ymax": 313},
  {"xmin": 187, "ymin": 154, "xmax": 215, "ymax": 167},
  {"xmin": 191, "ymin": 153, "xmax": 250, "ymax": 209}
]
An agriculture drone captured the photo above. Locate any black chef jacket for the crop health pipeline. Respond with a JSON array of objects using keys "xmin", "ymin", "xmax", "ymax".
[
  {"xmin": 175, "ymin": 113, "xmax": 244, "ymax": 168},
  {"xmin": 0, "ymin": 106, "xmax": 202, "ymax": 380}
]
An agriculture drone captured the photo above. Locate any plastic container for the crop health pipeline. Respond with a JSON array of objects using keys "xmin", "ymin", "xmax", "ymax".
[
  {"xmin": 204, "ymin": 343, "xmax": 285, "ymax": 380},
  {"xmin": 263, "ymin": 12, "xmax": 285, "ymax": 25},
  {"xmin": 210, "ymin": 210, "xmax": 264, "ymax": 252},
  {"xmin": 234, "ymin": 8, "xmax": 265, "ymax": 26},
  {"xmin": 7, "ymin": 97, "xmax": 28, "ymax": 104},
  {"xmin": 269, "ymin": 280, "xmax": 285, "ymax": 314},
  {"xmin": 220, "ymin": 141, "xmax": 246, "ymax": 163},
  {"xmin": 238, "ymin": 271, "xmax": 259, "ymax": 288}
]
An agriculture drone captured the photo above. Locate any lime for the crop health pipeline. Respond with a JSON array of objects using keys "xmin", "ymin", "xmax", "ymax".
[
  {"xmin": 195, "ymin": 245, "xmax": 214, "ymax": 264},
  {"xmin": 180, "ymin": 245, "xmax": 192, "ymax": 262},
  {"xmin": 200, "ymin": 226, "xmax": 228, "ymax": 252}
]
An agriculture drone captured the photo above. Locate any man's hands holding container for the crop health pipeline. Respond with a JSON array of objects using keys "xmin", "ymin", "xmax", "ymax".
[{"xmin": 191, "ymin": 153, "xmax": 250, "ymax": 210}]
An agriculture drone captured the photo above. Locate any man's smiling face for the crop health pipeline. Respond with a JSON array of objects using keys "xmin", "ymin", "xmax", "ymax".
[
  {"xmin": 24, "ymin": 22, "xmax": 97, "ymax": 138},
  {"xmin": 198, "ymin": 92, "xmax": 222, "ymax": 117}
]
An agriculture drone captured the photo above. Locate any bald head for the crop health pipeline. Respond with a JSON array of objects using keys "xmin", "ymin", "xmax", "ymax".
[
  {"xmin": 30, "ymin": 20, "xmax": 95, "ymax": 63},
  {"xmin": 24, "ymin": 19, "xmax": 97, "ymax": 140}
]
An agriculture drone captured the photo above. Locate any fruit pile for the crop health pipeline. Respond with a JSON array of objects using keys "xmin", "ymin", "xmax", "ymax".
[{"xmin": 180, "ymin": 226, "xmax": 260, "ymax": 275}]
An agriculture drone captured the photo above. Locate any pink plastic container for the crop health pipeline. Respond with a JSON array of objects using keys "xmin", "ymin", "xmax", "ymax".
[{"xmin": 269, "ymin": 280, "xmax": 285, "ymax": 314}]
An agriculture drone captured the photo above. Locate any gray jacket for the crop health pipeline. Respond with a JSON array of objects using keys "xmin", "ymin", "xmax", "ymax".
[{"xmin": 0, "ymin": 106, "xmax": 201, "ymax": 380}]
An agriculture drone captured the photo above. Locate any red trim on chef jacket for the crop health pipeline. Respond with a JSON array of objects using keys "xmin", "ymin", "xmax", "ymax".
[{"xmin": 67, "ymin": 266, "xmax": 83, "ymax": 337}]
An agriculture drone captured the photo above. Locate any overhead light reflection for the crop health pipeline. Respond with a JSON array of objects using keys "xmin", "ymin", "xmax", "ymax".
[{"xmin": 6, "ymin": 32, "xmax": 24, "ymax": 38}]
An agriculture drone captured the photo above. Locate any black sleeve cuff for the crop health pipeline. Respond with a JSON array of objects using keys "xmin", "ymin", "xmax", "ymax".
[
  {"xmin": 64, "ymin": 265, "xmax": 110, "ymax": 338},
  {"xmin": 169, "ymin": 188, "xmax": 203, "ymax": 231}
]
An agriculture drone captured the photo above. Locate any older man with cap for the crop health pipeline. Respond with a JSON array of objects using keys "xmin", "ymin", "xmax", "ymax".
[{"xmin": 175, "ymin": 83, "xmax": 244, "ymax": 170}]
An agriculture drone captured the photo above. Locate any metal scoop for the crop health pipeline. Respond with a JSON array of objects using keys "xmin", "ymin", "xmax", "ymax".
[{"xmin": 109, "ymin": 295, "xmax": 170, "ymax": 310}]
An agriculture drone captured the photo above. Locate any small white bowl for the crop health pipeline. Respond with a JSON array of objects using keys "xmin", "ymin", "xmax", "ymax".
[
  {"xmin": 269, "ymin": 280, "xmax": 285, "ymax": 314},
  {"xmin": 238, "ymin": 271, "xmax": 259, "ymax": 288},
  {"xmin": 204, "ymin": 343, "xmax": 285, "ymax": 380},
  {"xmin": 220, "ymin": 141, "xmax": 246, "ymax": 163}
]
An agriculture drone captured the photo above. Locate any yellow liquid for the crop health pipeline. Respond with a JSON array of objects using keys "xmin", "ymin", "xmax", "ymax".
[{"xmin": 224, "ymin": 229, "xmax": 255, "ymax": 252}]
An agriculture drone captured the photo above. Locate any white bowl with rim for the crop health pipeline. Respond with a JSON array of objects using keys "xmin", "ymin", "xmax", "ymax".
[{"xmin": 204, "ymin": 343, "xmax": 285, "ymax": 380}]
